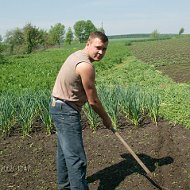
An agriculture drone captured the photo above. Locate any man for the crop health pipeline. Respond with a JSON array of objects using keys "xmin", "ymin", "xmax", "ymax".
[{"xmin": 50, "ymin": 31, "xmax": 113, "ymax": 190}]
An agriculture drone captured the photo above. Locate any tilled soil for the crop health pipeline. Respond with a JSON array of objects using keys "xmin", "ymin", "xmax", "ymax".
[
  {"xmin": 157, "ymin": 64, "xmax": 190, "ymax": 84},
  {"xmin": 0, "ymin": 117, "xmax": 190, "ymax": 190}
]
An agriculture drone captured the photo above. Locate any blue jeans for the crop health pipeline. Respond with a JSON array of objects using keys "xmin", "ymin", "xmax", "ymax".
[{"xmin": 49, "ymin": 98, "xmax": 89, "ymax": 190}]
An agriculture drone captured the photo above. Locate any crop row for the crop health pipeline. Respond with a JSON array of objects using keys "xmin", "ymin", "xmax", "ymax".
[
  {"xmin": 0, "ymin": 90, "xmax": 52, "ymax": 137},
  {"xmin": 0, "ymin": 85, "xmax": 160, "ymax": 137},
  {"xmin": 84, "ymin": 85, "xmax": 160, "ymax": 130}
]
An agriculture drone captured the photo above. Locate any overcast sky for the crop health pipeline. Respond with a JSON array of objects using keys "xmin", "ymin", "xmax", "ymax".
[{"xmin": 0, "ymin": 0, "xmax": 190, "ymax": 37}]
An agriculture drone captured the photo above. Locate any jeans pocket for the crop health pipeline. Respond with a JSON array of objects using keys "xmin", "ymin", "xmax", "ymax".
[{"xmin": 49, "ymin": 100, "xmax": 62, "ymax": 115}]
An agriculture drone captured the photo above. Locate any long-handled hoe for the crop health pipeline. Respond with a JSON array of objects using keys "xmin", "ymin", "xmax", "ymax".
[{"xmin": 111, "ymin": 129, "xmax": 170, "ymax": 190}]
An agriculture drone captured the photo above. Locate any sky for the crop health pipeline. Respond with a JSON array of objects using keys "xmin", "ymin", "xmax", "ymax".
[{"xmin": 0, "ymin": 0, "xmax": 190, "ymax": 37}]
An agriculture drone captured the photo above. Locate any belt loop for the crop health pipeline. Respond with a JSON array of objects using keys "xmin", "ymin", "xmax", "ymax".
[{"xmin": 51, "ymin": 97, "xmax": 56, "ymax": 107}]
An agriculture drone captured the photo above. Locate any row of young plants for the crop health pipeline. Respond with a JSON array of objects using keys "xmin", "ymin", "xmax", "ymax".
[
  {"xmin": 0, "ymin": 84, "xmax": 160, "ymax": 137},
  {"xmin": 0, "ymin": 90, "xmax": 53, "ymax": 137},
  {"xmin": 84, "ymin": 84, "xmax": 160, "ymax": 130}
]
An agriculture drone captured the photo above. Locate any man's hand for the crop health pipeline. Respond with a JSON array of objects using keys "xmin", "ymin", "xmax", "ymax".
[{"xmin": 102, "ymin": 117, "xmax": 113, "ymax": 130}]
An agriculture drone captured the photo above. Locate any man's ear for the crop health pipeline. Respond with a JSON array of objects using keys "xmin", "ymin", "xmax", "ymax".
[{"xmin": 86, "ymin": 40, "xmax": 90, "ymax": 47}]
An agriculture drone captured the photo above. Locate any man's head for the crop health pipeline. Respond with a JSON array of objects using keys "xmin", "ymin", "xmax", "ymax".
[
  {"xmin": 88, "ymin": 31, "xmax": 108, "ymax": 44},
  {"xmin": 85, "ymin": 31, "xmax": 109, "ymax": 62}
]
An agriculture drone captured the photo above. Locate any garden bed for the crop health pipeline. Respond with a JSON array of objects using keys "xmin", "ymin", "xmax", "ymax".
[{"xmin": 1, "ymin": 116, "xmax": 190, "ymax": 190}]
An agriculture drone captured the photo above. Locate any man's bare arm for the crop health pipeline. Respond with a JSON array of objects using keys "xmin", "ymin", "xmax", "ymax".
[{"xmin": 76, "ymin": 62, "xmax": 113, "ymax": 129}]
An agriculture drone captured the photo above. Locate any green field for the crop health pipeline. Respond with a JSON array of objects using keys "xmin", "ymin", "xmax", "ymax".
[{"xmin": 1, "ymin": 37, "xmax": 190, "ymax": 136}]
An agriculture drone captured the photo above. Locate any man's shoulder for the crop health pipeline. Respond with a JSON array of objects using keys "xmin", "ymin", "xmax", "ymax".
[
  {"xmin": 72, "ymin": 50, "xmax": 91, "ymax": 64},
  {"xmin": 72, "ymin": 50, "xmax": 83, "ymax": 56}
]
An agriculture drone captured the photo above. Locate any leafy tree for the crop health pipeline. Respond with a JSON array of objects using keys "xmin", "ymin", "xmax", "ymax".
[
  {"xmin": 4, "ymin": 28, "xmax": 24, "ymax": 54},
  {"xmin": 74, "ymin": 20, "xmax": 86, "ymax": 43},
  {"xmin": 48, "ymin": 23, "xmax": 65, "ymax": 47},
  {"xmin": 0, "ymin": 41, "xmax": 5, "ymax": 64},
  {"xmin": 0, "ymin": 36, "xmax": 7, "ymax": 64},
  {"xmin": 84, "ymin": 20, "xmax": 97, "ymax": 40},
  {"xmin": 179, "ymin": 27, "xmax": 184, "ymax": 35},
  {"xmin": 65, "ymin": 27, "xmax": 74, "ymax": 45},
  {"xmin": 36, "ymin": 29, "xmax": 48, "ymax": 49},
  {"xmin": 5, "ymin": 25, "xmax": 46, "ymax": 54},
  {"xmin": 151, "ymin": 29, "xmax": 160, "ymax": 39},
  {"xmin": 23, "ymin": 23, "xmax": 44, "ymax": 54},
  {"xmin": 74, "ymin": 20, "xmax": 97, "ymax": 43}
]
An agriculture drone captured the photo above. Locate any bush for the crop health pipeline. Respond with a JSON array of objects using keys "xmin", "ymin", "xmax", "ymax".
[
  {"xmin": 0, "ymin": 43, "xmax": 6, "ymax": 64},
  {"xmin": 125, "ymin": 41, "xmax": 132, "ymax": 46}
]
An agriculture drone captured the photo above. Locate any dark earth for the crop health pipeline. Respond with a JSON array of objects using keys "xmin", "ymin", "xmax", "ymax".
[
  {"xmin": 157, "ymin": 64, "xmax": 190, "ymax": 84},
  {"xmin": 1, "ymin": 114, "xmax": 190, "ymax": 190}
]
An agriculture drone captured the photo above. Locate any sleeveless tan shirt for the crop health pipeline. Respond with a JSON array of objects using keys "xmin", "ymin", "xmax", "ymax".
[{"xmin": 52, "ymin": 50, "xmax": 94, "ymax": 111}]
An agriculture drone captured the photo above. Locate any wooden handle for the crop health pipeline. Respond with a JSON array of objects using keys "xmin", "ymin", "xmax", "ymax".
[
  {"xmin": 112, "ymin": 130, "xmax": 171, "ymax": 190},
  {"xmin": 114, "ymin": 131, "xmax": 153, "ymax": 178}
]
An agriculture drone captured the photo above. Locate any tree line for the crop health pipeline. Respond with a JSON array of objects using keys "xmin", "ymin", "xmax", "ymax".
[
  {"xmin": 0, "ymin": 20, "xmax": 104, "ymax": 55},
  {"xmin": 0, "ymin": 22, "xmax": 186, "ymax": 62}
]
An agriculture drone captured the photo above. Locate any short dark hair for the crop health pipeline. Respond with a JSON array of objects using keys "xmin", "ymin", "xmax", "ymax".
[{"xmin": 88, "ymin": 31, "xmax": 108, "ymax": 43}]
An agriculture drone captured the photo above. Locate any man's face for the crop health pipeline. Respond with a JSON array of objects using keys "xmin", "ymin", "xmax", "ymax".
[{"xmin": 86, "ymin": 38, "xmax": 108, "ymax": 62}]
